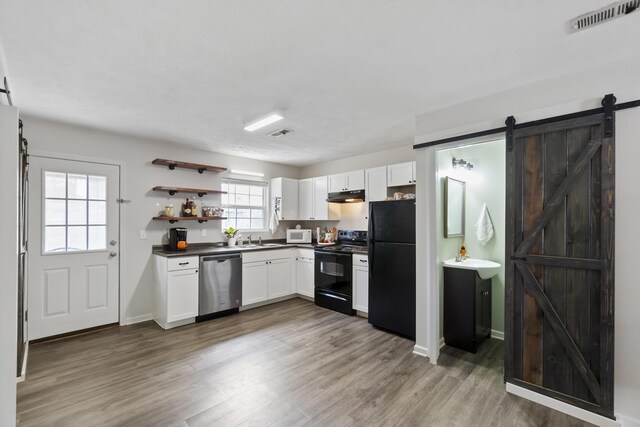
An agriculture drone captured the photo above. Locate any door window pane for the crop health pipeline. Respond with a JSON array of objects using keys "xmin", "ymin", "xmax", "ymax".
[
  {"xmin": 67, "ymin": 226, "xmax": 87, "ymax": 251},
  {"xmin": 45, "ymin": 199, "xmax": 66, "ymax": 225},
  {"xmin": 68, "ymin": 200, "xmax": 87, "ymax": 225},
  {"xmin": 88, "ymin": 176, "xmax": 107, "ymax": 200},
  {"xmin": 44, "ymin": 227, "xmax": 66, "ymax": 253},
  {"xmin": 89, "ymin": 201, "xmax": 106, "ymax": 225},
  {"xmin": 68, "ymin": 174, "xmax": 87, "ymax": 199},
  {"xmin": 45, "ymin": 172, "xmax": 67, "ymax": 198}
]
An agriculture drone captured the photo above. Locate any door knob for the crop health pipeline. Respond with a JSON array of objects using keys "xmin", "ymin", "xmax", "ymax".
[
  {"xmin": 109, "ymin": 251, "xmax": 118, "ymax": 257},
  {"xmin": 110, "ymin": 240, "xmax": 117, "ymax": 246}
]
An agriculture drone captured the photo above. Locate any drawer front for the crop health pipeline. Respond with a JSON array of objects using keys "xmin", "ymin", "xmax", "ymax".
[
  {"xmin": 242, "ymin": 248, "xmax": 291, "ymax": 264},
  {"xmin": 167, "ymin": 256, "xmax": 199, "ymax": 271},
  {"xmin": 353, "ymin": 254, "xmax": 368, "ymax": 266}
]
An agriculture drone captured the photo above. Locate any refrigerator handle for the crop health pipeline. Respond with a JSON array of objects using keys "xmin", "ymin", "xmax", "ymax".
[
  {"xmin": 368, "ymin": 203, "xmax": 374, "ymax": 242},
  {"xmin": 368, "ymin": 243, "xmax": 374, "ymax": 278}
]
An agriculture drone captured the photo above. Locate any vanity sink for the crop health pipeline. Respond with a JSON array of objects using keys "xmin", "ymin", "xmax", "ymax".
[{"xmin": 443, "ymin": 258, "xmax": 501, "ymax": 280}]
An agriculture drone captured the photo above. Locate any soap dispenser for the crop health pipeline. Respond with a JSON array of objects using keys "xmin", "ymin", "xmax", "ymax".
[{"xmin": 458, "ymin": 243, "xmax": 467, "ymax": 261}]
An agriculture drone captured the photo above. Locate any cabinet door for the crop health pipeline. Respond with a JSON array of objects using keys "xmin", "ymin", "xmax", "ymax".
[
  {"xmin": 313, "ymin": 176, "xmax": 329, "ymax": 220},
  {"xmin": 268, "ymin": 258, "xmax": 292, "ymax": 299},
  {"xmin": 242, "ymin": 261, "xmax": 269, "ymax": 305},
  {"xmin": 480, "ymin": 282, "xmax": 492, "ymax": 337},
  {"xmin": 365, "ymin": 166, "xmax": 387, "ymax": 220},
  {"xmin": 167, "ymin": 269, "xmax": 199, "ymax": 322},
  {"xmin": 296, "ymin": 257, "xmax": 315, "ymax": 298},
  {"xmin": 353, "ymin": 266, "xmax": 369, "ymax": 312},
  {"xmin": 346, "ymin": 170, "xmax": 365, "ymax": 191},
  {"xmin": 298, "ymin": 178, "xmax": 313, "ymax": 220},
  {"xmin": 328, "ymin": 173, "xmax": 348, "ymax": 192},
  {"xmin": 387, "ymin": 162, "xmax": 414, "ymax": 187}
]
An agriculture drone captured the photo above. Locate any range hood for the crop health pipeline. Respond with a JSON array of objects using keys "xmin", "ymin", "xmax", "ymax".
[{"xmin": 327, "ymin": 189, "xmax": 366, "ymax": 203}]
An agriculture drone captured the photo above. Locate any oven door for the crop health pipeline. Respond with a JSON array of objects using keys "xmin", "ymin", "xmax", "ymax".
[{"xmin": 314, "ymin": 251, "xmax": 352, "ymax": 296}]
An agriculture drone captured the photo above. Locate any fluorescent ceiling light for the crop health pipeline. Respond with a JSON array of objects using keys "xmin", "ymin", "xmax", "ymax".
[
  {"xmin": 230, "ymin": 169, "xmax": 265, "ymax": 177},
  {"xmin": 244, "ymin": 113, "xmax": 283, "ymax": 132}
]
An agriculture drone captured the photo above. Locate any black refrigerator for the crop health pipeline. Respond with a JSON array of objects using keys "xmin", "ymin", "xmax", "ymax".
[{"xmin": 368, "ymin": 200, "xmax": 416, "ymax": 339}]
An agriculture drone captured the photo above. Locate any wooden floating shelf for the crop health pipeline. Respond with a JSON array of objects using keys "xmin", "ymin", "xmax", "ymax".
[
  {"xmin": 152, "ymin": 158, "xmax": 227, "ymax": 174},
  {"xmin": 153, "ymin": 216, "xmax": 227, "ymax": 224},
  {"xmin": 152, "ymin": 186, "xmax": 227, "ymax": 197}
]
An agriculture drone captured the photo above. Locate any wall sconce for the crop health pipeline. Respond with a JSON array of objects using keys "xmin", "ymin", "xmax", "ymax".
[{"xmin": 452, "ymin": 157, "xmax": 474, "ymax": 170}]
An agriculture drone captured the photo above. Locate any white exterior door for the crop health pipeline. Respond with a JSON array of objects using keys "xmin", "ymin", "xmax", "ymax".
[{"xmin": 28, "ymin": 156, "xmax": 120, "ymax": 340}]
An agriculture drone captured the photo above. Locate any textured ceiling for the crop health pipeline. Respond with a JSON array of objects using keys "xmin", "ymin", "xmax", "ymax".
[{"xmin": 1, "ymin": 1, "xmax": 639, "ymax": 165}]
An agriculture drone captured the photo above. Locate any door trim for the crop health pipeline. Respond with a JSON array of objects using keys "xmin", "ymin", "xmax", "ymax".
[{"xmin": 29, "ymin": 150, "xmax": 127, "ymax": 326}]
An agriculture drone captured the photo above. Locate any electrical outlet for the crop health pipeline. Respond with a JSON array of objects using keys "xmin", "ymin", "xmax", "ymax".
[
  {"xmin": 140, "ymin": 230, "xmax": 147, "ymax": 240},
  {"xmin": 201, "ymin": 229, "xmax": 207, "ymax": 237}
]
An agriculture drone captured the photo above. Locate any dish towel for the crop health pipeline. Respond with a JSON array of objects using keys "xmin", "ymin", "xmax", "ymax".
[
  {"xmin": 475, "ymin": 203, "xmax": 494, "ymax": 246},
  {"xmin": 269, "ymin": 211, "xmax": 279, "ymax": 234}
]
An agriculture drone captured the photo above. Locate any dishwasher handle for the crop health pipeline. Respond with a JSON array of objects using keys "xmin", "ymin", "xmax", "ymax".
[{"xmin": 201, "ymin": 254, "xmax": 242, "ymax": 263}]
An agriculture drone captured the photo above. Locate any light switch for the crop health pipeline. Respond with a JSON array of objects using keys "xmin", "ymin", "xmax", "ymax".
[{"xmin": 140, "ymin": 230, "xmax": 147, "ymax": 240}]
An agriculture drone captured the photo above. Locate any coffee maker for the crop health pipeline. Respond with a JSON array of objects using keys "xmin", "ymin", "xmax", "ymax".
[{"xmin": 169, "ymin": 228, "xmax": 188, "ymax": 251}]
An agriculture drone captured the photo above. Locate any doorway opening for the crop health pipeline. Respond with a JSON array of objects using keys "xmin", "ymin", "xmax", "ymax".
[{"xmin": 434, "ymin": 138, "xmax": 506, "ymax": 367}]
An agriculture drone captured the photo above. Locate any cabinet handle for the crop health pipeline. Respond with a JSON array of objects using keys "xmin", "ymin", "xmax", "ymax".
[
  {"xmin": 178, "ymin": 262, "xmax": 189, "ymax": 265},
  {"xmin": 359, "ymin": 259, "xmax": 367, "ymax": 263}
]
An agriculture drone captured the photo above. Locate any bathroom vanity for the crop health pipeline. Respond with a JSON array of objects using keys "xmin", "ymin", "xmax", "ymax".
[{"xmin": 443, "ymin": 261, "xmax": 494, "ymax": 353}]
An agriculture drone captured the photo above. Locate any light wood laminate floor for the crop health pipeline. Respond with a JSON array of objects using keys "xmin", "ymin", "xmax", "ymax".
[{"xmin": 17, "ymin": 298, "xmax": 592, "ymax": 426}]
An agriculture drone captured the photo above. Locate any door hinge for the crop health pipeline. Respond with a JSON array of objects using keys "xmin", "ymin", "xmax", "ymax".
[{"xmin": 25, "ymin": 310, "xmax": 28, "ymax": 322}]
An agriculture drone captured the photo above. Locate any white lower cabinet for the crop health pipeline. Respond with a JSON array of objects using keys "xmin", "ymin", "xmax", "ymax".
[
  {"xmin": 242, "ymin": 249, "xmax": 293, "ymax": 306},
  {"xmin": 353, "ymin": 254, "xmax": 369, "ymax": 313},
  {"xmin": 154, "ymin": 255, "xmax": 199, "ymax": 329},
  {"xmin": 295, "ymin": 249, "xmax": 315, "ymax": 298}
]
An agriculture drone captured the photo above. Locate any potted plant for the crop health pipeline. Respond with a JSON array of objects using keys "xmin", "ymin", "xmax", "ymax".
[{"xmin": 223, "ymin": 227, "xmax": 239, "ymax": 246}]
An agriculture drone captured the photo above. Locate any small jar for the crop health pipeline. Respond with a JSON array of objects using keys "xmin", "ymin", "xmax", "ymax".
[{"xmin": 164, "ymin": 205, "xmax": 174, "ymax": 217}]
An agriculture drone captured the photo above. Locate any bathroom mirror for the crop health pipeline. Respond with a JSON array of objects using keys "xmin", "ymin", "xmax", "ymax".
[{"xmin": 444, "ymin": 177, "xmax": 465, "ymax": 238}]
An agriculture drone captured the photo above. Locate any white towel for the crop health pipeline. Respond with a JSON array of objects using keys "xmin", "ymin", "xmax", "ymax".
[
  {"xmin": 269, "ymin": 211, "xmax": 279, "ymax": 234},
  {"xmin": 475, "ymin": 203, "xmax": 494, "ymax": 246}
]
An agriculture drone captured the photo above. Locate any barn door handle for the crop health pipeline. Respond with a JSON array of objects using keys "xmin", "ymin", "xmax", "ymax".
[{"xmin": 511, "ymin": 255, "xmax": 527, "ymax": 261}]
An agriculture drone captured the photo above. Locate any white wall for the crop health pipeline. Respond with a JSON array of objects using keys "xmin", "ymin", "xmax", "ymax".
[
  {"xmin": 0, "ymin": 104, "xmax": 18, "ymax": 426},
  {"xmin": 436, "ymin": 140, "xmax": 505, "ymax": 336},
  {"xmin": 415, "ymin": 76, "xmax": 640, "ymax": 424},
  {"xmin": 22, "ymin": 115, "xmax": 301, "ymax": 325}
]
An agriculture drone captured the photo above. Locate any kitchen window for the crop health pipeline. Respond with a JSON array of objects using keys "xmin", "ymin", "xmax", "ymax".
[
  {"xmin": 221, "ymin": 179, "xmax": 267, "ymax": 231},
  {"xmin": 43, "ymin": 171, "xmax": 108, "ymax": 254}
]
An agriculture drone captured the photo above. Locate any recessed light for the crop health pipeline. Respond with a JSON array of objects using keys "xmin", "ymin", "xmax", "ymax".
[
  {"xmin": 244, "ymin": 113, "xmax": 283, "ymax": 132},
  {"xmin": 230, "ymin": 169, "xmax": 265, "ymax": 177}
]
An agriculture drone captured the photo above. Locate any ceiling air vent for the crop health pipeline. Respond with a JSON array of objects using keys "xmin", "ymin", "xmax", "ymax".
[
  {"xmin": 268, "ymin": 128, "xmax": 293, "ymax": 137},
  {"xmin": 570, "ymin": 0, "xmax": 639, "ymax": 32}
]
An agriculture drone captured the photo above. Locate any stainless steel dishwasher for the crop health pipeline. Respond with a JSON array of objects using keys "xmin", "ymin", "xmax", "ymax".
[{"xmin": 198, "ymin": 253, "xmax": 242, "ymax": 320}]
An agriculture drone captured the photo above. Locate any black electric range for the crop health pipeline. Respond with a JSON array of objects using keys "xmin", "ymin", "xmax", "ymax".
[{"xmin": 314, "ymin": 230, "xmax": 367, "ymax": 315}]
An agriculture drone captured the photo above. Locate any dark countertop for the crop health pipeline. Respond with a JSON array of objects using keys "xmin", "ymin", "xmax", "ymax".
[{"xmin": 153, "ymin": 241, "xmax": 320, "ymax": 258}]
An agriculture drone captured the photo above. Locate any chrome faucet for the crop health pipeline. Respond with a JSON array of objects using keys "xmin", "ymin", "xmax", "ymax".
[
  {"xmin": 258, "ymin": 236, "xmax": 263, "ymax": 246},
  {"xmin": 247, "ymin": 234, "xmax": 253, "ymax": 245}
]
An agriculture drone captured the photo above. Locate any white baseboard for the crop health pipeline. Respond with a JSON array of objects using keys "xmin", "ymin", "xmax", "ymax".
[
  {"xmin": 491, "ymin": 329, "xmax": 504, "ymax": 340},
  {"xmin": 506, "ymin": 383, "xmax": 620, "ymax": 427},
  {"xmin": 124, "ymin": 313, "xmax": 153, "ymax": 325},
  {"xmin": 239, "ymin": 294, "xmax": 297, "ymax": 311},
  {"xmin": 355, "ymin": 310, "xmax": 368, "ymax": 318},
  {"xmin": 439, "ymin": 337, "xmax": 445, "ymax": 348},
  {"xmin": 413, "ymin": 344, "xmax": 429, "ymax": 358},
  {"xmin": 618, "ymin": 415, "xmax": 640, "ymax": 427}
]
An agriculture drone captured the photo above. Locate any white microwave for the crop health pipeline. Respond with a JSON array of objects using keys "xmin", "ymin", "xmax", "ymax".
[{"xmin": 287, "ymin": 229, "xmax": 312, "ymax": 244}]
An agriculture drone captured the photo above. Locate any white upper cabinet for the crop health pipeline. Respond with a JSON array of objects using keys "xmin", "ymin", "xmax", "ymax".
[
  {"xmin": 328, "ymin": 170, "xmax": 365, "ymax": 192},
  {"xmin": 387, "ymin": 161, "xmax": 416, "ymax": 187},
  {"xmin": 271, "ymin": 177, "xmax": 299, "ymax": 220},
  {"xmin": 298, "ymin": 176, "xmax": 339, "ymax": 220},
  {"xmin": 298, "ymin": 178, "xmax": 313, "ymax": 220},
  {"xmin": 364, "ymin": 166, "xmax": 387, "ymax": 220}
]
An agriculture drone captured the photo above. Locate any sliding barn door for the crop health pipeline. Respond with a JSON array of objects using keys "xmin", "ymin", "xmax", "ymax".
[{"xmin": 505, "ymin": 109, "xmax": 615, "ymax": 418}]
